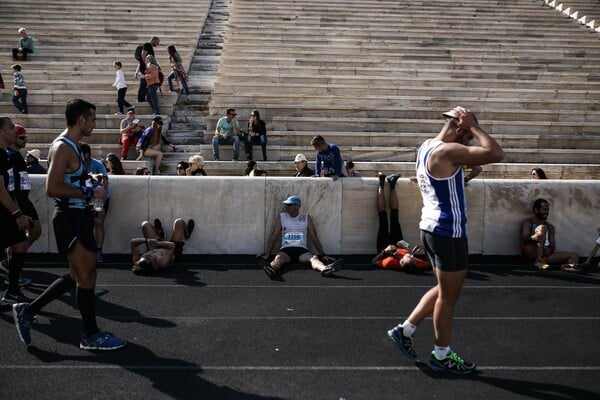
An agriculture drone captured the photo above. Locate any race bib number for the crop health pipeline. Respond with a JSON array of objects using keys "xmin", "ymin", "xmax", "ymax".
[
  {"xmin": 19, "ymin": 171, "xmax": 31, "ymax": 191},
  {"xmin": 283, "ymin": 232, "xmax": 305, "ymax": 246},
  {"xmin": 7, "ymin": 168, "xmax": 15, "ymax": 192}
]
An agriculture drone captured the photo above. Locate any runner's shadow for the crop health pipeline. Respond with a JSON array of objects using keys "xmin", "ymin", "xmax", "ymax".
[
  {"xmin": 26, "ymin": 341, "xmax": 284, "ymax": 400},
  {"xmin": 415, "ymin": 361, "xmax": 597, "ymax": 399}
]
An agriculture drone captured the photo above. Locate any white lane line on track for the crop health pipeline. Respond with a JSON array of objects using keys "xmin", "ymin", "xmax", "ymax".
[
  {"xmin": 98, "ymin": 316, "xmax": 600, "ymax": 321},
  {"xmin": 2, "ymin": 365, "xmax": 600, "ymax": 371},
  {"xmin": 96, "ymin": 284, "xmax": 600, "ymax": 289}
]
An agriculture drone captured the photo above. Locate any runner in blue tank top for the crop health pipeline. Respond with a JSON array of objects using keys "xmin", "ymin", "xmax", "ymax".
[
  {"xmin": 12, "ymin": 99, "xmax": 126, "ymax": 350},
  {"xmin": 387, "ymin": 106, "xmax": 504, "ymax": 375}
]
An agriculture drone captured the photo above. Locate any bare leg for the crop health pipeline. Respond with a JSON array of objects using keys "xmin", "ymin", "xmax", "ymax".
[
  {"xmin": 270, "ymin": 252, "xmax": 291, "ymax": 271},
  {"xmin": 141, "ymin": 220, "xmax": 160, "ymax": 239},
  {"xmin": 406, "ymin": 285, "xmax": 439, "ymax": 326},
  {"xmin": 171, "ymin": 218, "xmax": 186, "ymax": 242},
  {"xmin": 94, "ymin": 209, "xmax": 106, "ymax": 250},
  {"xmin": 432, "ymin": 268, "xmax": 467, "ymax": 347},
  {"xmin": 301, "ymin": 253, "xmax": 327, "ymax": 272}
]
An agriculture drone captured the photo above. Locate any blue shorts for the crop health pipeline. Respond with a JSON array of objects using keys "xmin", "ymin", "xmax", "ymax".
[{"xmin": 420, "ymin": 230, "xmax": 468, "ymax": 272}]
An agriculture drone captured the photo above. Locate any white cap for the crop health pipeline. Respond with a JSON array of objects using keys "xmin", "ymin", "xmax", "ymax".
[
  {"xmin": 294, "ymin": 153, "xmax": 307, "ymax": 163},
  {"xmin": 26, "ymin": 149, "xmax": 41, "ymax": 160}
]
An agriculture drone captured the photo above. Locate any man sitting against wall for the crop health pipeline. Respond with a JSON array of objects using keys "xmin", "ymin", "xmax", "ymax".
[{"xmin": 520, "ymin": 198, "xmax": 581, "ymax": 272}]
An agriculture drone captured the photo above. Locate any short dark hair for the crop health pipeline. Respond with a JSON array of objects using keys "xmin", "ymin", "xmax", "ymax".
[
  {"xmin": 11, "ymin": 64, "xmax": 21, "ymax": 71},
  {"xmin": 346, "ymin": 160, "xmax": 355, "ymax": 169},
  {"xmin": 533, "ymin": 198, "xmax": 549, "ymax": 211},
  {"xmin": 65, "ymin": 99, "xmax": 96, "ymax": 127},
  {"xmin": 226, "ymin": 108, "xmax": 236, "ymax": 115},
  {"xmin": 79, "ymin": 142, "xmax": 91, "ymax": 156},
  {"xmin": 311, "ymin": 135, "xmax": 326, "ymax": 146},
  {"xmin": 0, "ymin": 117, "xmax": 12, "ymax": 131},
  {"xmin": 531, "ymin": 168, "xmax": 547, "ymax": 179},
  {"xmin": 114, "ymin": 61, "xmax": 122, "ymax": 68}
]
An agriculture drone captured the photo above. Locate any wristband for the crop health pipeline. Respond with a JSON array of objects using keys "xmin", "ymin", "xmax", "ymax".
[{"xmin": 12, "ymin": 209, "xmax": 23, "ymax": 219}]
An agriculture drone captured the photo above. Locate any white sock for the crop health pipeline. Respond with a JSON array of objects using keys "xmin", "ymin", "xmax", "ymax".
[
  {"xmin": 399, "ymin": 320, "xmax": 416, "ymax": 337},
  {"xmin": 434, "ymin": 345, "xmax": 451, "ymax": 360}
]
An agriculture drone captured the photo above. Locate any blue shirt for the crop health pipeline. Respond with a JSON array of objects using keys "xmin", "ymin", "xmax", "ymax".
[
  {"xmin": 87, "ymin": 158, "xmax": 110, "ymax": 198},
  {"xmin": 315, "ymin": 144, "xmax": 344, "ymax": 177}
]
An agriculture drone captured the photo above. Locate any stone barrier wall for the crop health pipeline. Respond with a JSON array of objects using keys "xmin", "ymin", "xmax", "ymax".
[{"xmin": 26, "ymin": 176, "xmax": 599, "ymax": 257}]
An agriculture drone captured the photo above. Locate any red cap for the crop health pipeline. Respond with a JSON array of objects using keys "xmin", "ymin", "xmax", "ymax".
[{"xmin": 15, "ymin": 124, "xmax": 27, "ymax": 137}]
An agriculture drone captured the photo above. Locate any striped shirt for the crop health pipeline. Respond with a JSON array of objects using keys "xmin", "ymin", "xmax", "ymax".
[{"xmin": 416, "ymin": 139, "xmax": 467, "ymax": 238}]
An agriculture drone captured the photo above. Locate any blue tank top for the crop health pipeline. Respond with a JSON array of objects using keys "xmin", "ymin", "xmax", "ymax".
[
  {"xmin": 48, "ymin": 134, "xmax": 88, "ymax": 209},
  {"xmin": 416, "ymin": 139, "xmax": 467, "ymax": 238}
]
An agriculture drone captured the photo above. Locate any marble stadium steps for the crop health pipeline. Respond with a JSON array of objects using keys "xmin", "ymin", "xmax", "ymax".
[
  {"xmin": 0, "ymin": 101, "xmax": 173, "ymax": 116},
  {"xmin": 6, "ymin": 114, "xmax": 170, "ymax": 130},
  {"xmin": 203, "ymin": 115, "xmax": 600, "ymax": 136}
]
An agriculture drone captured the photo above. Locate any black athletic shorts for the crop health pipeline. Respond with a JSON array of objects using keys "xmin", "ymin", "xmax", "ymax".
[
  {"xmin": 0, "ymin": 212, "xmax": 28, "ymax": 248},
  {"xmin": 279, "ymin": 246, "xmax": 311, "ymax": 264},
  {"xmin": 420, "ymin": 230, "xmax": 468, "ymax": 272},
  {"xmin": 53, "ymin": 207, "xmax": 97, "ymax": 254}
]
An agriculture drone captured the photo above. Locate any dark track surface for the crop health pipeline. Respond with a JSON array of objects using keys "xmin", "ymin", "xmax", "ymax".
[{"xmin": 1, "ymin": 255, "xmax": 599, "ymax": 399}]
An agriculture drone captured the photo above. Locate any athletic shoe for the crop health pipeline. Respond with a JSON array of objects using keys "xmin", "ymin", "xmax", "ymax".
[
  {"xmin": 96, "ymin": 250, "xmax": 104, "ymax": 263},
  {"xmin": 2, "ymin": 289, "xmax": 32, "ymax": 305},
  {"xmin": 13, "ymin": 303, "xmax": 34, "ymax": 345},
  {"xmin": 80, "ymin": 331, "xmax": 126, "ymax": 350},
  {"xmin": 321, "ymin": 259, "xmax": 342, "ymax": 277},
  {"xmin": 256, "ymin": 255, "xmax": 267, "ymax": 269},
  {"xmin": 535, "ymin": 258, "xmax": 550, "ymax": 270},
  {"xmin": 378, "ymin": 172, "xmax": 386, "ymax": 187},
  {"xmin": 386, "ymin": 173, "xmax": 402, "ymax": 187},
  {"xmin": 387, "ymin": 327, "xmax": 417, "ymax": 359},
  {"xmin": 561, "ymin": 263, "xmax": 583, "ymax": 273},
  {"xmin": 184, "ymin": 219, "xmax": 195, "ymax": 240},
  {"xmin": 428, "ymin": 350, "xmax": 476, "ymax": 374},
  {"xmin": 154, "ymin": 218, "xmax": 165, "ymax": 239},
  {"xmin": 3, "ymin": 276, "xmax": 32, "ymax": 287},
  {"xmin": 0, "ymin": 258, "xmax": 9, "ymax": 275},
  {"xmin": 263, "ymin": 265, "xmax": 276, "ymax": 279}
]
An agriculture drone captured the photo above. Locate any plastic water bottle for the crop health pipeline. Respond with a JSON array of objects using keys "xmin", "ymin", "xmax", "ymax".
[{"xmin": 91, "ymin": 198, "xmax": 103, "ymax": 212}]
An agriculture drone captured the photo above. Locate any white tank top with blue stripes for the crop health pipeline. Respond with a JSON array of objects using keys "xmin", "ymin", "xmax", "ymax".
[{"xmin": 416, "ymin": 139, "xmax": 467, "ymax": 238}]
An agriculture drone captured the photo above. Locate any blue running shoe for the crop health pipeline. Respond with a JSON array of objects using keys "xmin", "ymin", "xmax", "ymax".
[
  {"xmin": 429, "ymin": 350, "xmax": 476, "ymax": 374},
  {"xmin": 80, "ymin": 331, "xmax": 126, "ymax": 350},
  {"xmin": 3, "ymin": 276, "xmax": 33, "ymax": 287},
  {"xmin": 387, "ymin": 326, "xmax": 417, "ymax": 359},
  {"xmin": 13, "ymin": 303, "xmax": 34, "ymax": 345}
]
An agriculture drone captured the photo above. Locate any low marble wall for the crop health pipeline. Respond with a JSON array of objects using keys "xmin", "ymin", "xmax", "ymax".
[{"xmin": 26, "ymin": 176, "xmax": 599, "ymax": 256}]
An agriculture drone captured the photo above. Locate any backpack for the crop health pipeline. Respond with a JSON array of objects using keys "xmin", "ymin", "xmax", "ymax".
[{"xmin": 134, "ymin": 45, "xmax": 143, "ymax": 62}]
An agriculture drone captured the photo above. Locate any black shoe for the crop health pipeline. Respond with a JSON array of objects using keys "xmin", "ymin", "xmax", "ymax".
[
  {"xmin": 184, "ymin": 219, "xmax": 195, "ymax": 240},
  {"xmin": 263, "ymin": 265, "xmax": 276, "ymax": 279},
  {"xmin": 321, "ymin": 259, "xmax": 342, "ymax": 277},
  {"xmin": 2, "ymin": 289, "xmax": 32, "ymax": 305},
  {"xmin": 154, "ymin": 218, "xmax": 165, "ymax": 239},
  {"xmin": 378, "ymin": 172, "xmax": 386, "ymax": 187},
  {"xmin": 387, "ymin": 173, "xmax": 401, "ymax": 187},
  {"xmin": 256, "ymin": 254, "xmax": 267, "ymax": 269}
]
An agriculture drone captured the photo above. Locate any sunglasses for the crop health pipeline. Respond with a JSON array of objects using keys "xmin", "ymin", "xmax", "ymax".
[
  {"xmin": 17, "ymin": 135, "xmax": 27, "ymax": 140},
  {"xmin": 177, "ymin": 166, "xmax": 185, "ymax": 170}
]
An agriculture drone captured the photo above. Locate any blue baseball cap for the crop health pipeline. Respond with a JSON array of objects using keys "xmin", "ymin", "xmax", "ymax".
[{"xmin": 283, "ymin": 195, "xmax": 301, "ymax": 207}]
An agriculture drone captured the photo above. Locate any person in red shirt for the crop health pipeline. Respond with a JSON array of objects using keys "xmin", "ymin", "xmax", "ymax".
[{"xmin": 371, "ymin": 172, "xmax": 430, "ymax": 272}]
